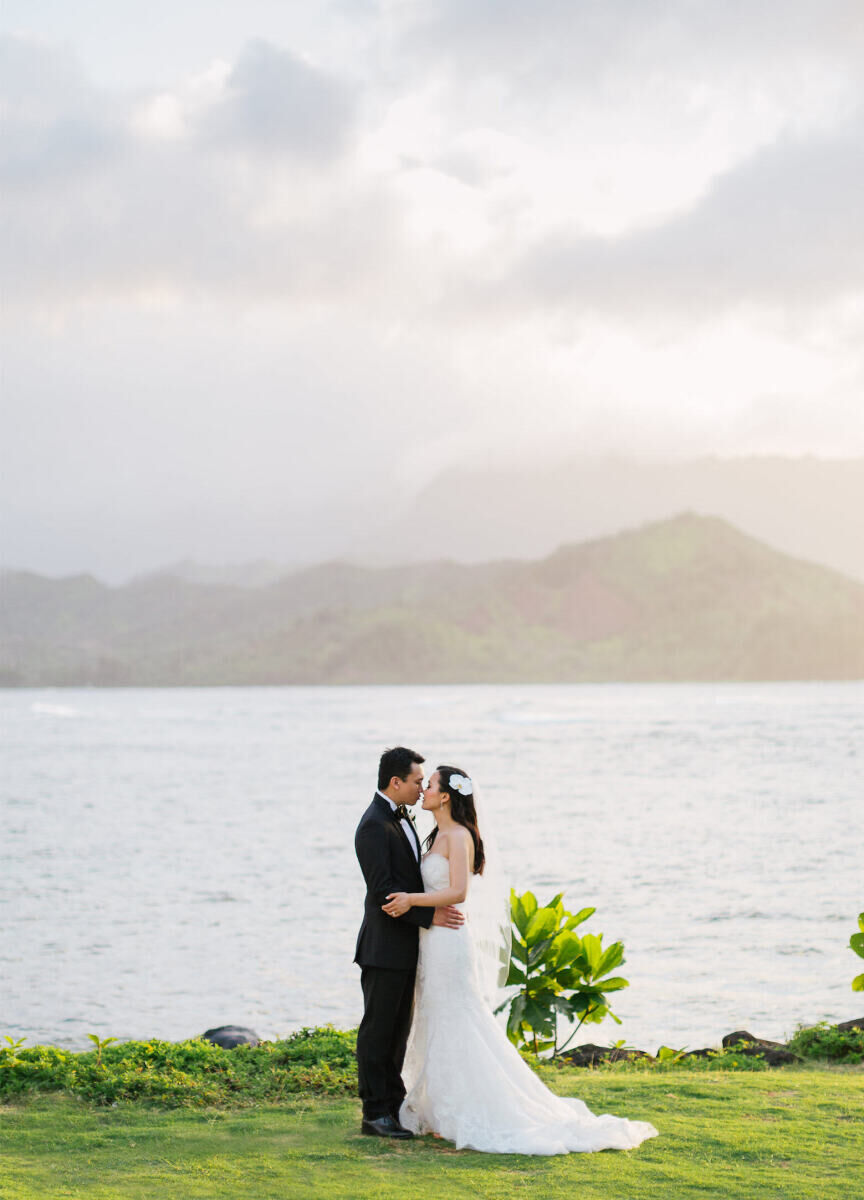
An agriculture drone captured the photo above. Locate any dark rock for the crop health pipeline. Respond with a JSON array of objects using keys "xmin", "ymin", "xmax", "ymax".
[
  {"xmin": 735, "ymin": 1045, "xmax": 801, "ymax": 1066},
  {"xmin": 681, "ymin": 1048, "xmax": 717, "ymax": 1059},
  {"xmin": 201, "ymin": 1025, "xmax": 260, "ymax": 1049},
  {"xmin": 721, "ymin": 1030, "xmax": 786, "ymax": 1051},
  {"xmin": 559, "ymin": 1043, "xmax": 653, "ymax": 1067},
  {"xmin": 719, "ymin": 1031, "xmax": 800, "ymax": 1063},
  {"xmin": 836, "ymin": 1018, "xmax": 864, "ymax": 1033}
]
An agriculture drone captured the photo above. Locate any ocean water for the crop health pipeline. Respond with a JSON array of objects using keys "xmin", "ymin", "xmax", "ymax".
[{"xmin": 1, "ymin": 683, "xmax": 862, "ymax": 1054}]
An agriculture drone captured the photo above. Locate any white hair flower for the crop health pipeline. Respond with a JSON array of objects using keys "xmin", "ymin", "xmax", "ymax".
[{"xmin": 449, "ymin": 773, "xmax": 473, "ymax": 796}]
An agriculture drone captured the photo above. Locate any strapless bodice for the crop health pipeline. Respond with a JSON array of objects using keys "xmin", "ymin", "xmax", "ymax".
[{"xmin": 421, "ymin": 852, "xmax": 451, "ymax": 892}]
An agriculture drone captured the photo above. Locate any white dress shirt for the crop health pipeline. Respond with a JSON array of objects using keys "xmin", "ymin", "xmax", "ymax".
[{"xmin": 377, "ymin": 789, "xmax": 420, "ymax": 861}]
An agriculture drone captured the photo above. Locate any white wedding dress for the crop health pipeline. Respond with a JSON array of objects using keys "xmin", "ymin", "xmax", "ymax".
[{"xmin": 400, "ymin": 854, "xmax": 659, "ymax": 1154}]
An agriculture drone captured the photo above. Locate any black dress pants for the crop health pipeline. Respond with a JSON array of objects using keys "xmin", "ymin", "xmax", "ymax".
[{"xmin": 356, "ymin": 965, "xmax": 416, "ymax": 1120}]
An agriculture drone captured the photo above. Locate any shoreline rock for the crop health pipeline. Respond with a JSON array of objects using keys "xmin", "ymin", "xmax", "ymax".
[
  {"xmin": 201, "ymin": 1025, "xmax": 260, "ymax": 1049},
  {"xmin": 557, "ymin": 1021, "xmax": 864, "ymax": 1068},
  {"xmin": 836, "ymin": 1017, "xmax": 864, "ymax": 1033},
  {"xmin": 559, "ymin": 1044, "xmax": 653, "ymax": 1067}
]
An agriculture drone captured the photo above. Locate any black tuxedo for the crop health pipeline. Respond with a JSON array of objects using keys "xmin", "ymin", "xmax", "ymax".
[{"xmin": 354, "ymin": 793, "xmax": 433, "ymax": 1120}]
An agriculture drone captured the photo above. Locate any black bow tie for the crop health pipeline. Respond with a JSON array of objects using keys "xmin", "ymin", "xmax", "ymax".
[{"xmin": 393, "ymin": 804, "xmax": 413, "ymax": 822}]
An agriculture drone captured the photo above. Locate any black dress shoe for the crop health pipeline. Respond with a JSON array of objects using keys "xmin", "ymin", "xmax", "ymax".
[{"xmin": 361, "ymin": 1115, "xmax": 414, "ymax": 1139}]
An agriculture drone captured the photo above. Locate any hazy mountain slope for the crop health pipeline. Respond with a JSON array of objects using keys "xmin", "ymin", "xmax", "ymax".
[
  {"xmin": 2, "ymin": 515, "xmax": 862, "ymax": 684},
  {"xmin": 98, "ymin": 456, "xmax": 864, "ymax": 590},
  {"xmin": 361, "ymin": 456, "xmax": 864, "ymax": 583}
]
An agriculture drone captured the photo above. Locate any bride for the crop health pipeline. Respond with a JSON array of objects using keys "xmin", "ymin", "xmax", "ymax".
[{"xmin": 381, "ymin": 765, "xmax": 658, "ymax": 1155}]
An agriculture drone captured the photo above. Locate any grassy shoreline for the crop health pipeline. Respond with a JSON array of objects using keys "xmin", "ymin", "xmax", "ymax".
[
  {"xmin": 2, "ymin": 1028, "xmax": 862, "ymax": 1198},
  {"xmin": 2, "ymin": 1064, "xmax": 862, "ymax": 1200}
]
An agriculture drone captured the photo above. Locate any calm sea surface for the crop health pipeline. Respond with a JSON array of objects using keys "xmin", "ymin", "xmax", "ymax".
[{"xmin": 1, "ymin": 684, "xmax": 862, "ymax": 1054}]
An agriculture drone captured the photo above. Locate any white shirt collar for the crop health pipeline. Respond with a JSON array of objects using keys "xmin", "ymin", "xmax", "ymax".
[{"xmin": 376, "ymin": 789, "xmax": 397, "ymax": 810}]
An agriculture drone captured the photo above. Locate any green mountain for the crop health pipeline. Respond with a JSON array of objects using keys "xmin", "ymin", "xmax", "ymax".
[{"xmin": 2, "ymin": 515, "xmax": 863, "ymax": 684}]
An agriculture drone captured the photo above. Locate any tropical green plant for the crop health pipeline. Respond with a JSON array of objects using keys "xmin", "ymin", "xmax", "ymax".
[
  {"xmin": 851, "ymin": 912, "xmax": 864, "ymax": 992},
  {"xmin": 496, "ymin": 889, "xmax": 629, "ymax": 1057},
  {"xmin": 1, "ymin": 1035, "xmax": 27, "ymax": 1067},
  {"xmin": 86, "ymin": 1034, "xmax": 118, "ymax": 1067}
]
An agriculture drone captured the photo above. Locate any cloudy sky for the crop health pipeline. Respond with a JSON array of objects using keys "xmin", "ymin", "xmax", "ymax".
[{"xmin": 2, "ymin": 1, "xmax": 863, "ymax": 579}]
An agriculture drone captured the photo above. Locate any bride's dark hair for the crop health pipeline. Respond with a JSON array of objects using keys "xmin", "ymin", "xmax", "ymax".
[{"xmin": 424, "ymin": 764, "xmax": 485, "ymax": 875}]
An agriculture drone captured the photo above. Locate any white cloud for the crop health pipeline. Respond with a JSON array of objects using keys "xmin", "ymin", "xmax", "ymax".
[
  {"xmin": 200, "ymin": 39, "xmax": 357, "ymax": 159},
  {"xmin": 502, "ymin": 109, "xmax": 864, "ymax": 318}
]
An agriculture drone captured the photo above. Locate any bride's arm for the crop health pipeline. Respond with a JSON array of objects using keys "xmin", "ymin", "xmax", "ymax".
[{"xmin": 382, "ymin": 830, "xmax": 470, "ymax": 916}]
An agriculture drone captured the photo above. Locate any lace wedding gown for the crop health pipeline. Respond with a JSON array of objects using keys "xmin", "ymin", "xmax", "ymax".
[{"xmin": 400, "ymin": 854, "xmax": 658, "ymax": 1154}]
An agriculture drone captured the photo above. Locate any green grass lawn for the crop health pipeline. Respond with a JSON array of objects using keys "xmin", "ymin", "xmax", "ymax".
[{"xmin": 1, "ymin": 1066, "xmax": 861, "ymax": 1200}]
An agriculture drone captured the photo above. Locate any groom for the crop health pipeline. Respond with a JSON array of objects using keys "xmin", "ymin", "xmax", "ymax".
[{"xmin": 354, "ymin": 746, "xmax": 464, "ymax": 1138}]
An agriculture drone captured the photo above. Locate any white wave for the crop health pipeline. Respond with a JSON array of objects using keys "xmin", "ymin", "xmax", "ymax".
[
  {"xmin": 30, "ymin": 703, "xmax": 82, "ymax": 718},
  {"xmin": 497, "ymin": 710, "xmax": 579, "ymax": 724}
]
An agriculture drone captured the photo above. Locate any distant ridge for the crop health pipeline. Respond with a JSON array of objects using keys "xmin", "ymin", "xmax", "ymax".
[
  {"xmin": 2, "ymin": 515, "xmax": 863, "ymax": 684},
  {"xmin": 5, "ymin": 455, "xmax": 861, "ymax": 589},
  {"xmin": 360, "ymin": 455, "xmax": 864, "ymax": 583},
  {"xmin": 132, "ymin": 559, "xmax": 290, "ymax": 589}
]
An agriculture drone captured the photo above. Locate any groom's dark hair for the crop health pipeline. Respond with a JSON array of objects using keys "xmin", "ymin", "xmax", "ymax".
[{"xmin": 378, "ymin": 746, "xmax": 425, "ymax": 790}]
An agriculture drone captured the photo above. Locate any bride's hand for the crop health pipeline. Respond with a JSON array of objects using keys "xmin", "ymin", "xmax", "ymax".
[{"xmin": 383, "ymin": 892, "xmax": 411, "ymax": 917}]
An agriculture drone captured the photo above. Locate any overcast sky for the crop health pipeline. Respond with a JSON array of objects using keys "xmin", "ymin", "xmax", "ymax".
[{"xmin": 2, "ymin": 1, "xmax": 863, "ymax": 579}]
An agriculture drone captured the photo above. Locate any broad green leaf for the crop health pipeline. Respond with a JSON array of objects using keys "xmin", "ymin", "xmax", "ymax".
[
  {"xmin": 581, "ymin": 933, "xmax": 603, "ymax": 974},
  {"xmin": 565, "ymin": 907, "xmax": 595, "ymax": 930},
  {"xmin": 554, "ymin": 932, "xmax": 584, "ymax": 970},
  {"xmin": 596, "ymin": 941, "xmax": 625, "ymax": 978},
  {"xmin": 511, "ymin": 890, "xmax": 538, "ymax": 937},
  {"xmin": 527, "ymin": 978, "xmax": 561, "ymax": 1001},
  {"xmin": 511, "ymin": 894, "xmax": 529, "ymax": 937},
  {"xmin": 658, "ymin": 1045, "xmax": 687, "ymax": 1061},
  {"xmin": 525, "ymin": 907, "xmax": 558, "ymax": 945},
  {"xmin": 853, "ymin": 973, "xmax": 864, "ymax": 992},
  {"xmin": 509, "ymin": 993, "xmax": 526, "ymax": 1020},
  {"xmin": 527, "ymin": 937, "xmax": 557, "ymax": 972},
  {"xmin": 570, "ymin": 988, "xmax": 603, "ymax": 1015},
  {"xmin": 557, "ymin": 964, "xmax": 589, "ymax": 990},
  {"xmin": 597, "ymin": 976, "xmax": 629, "ymax": 992},
  {"xmin": 523, "ymin": 1000, "xmax": 555, "ymax": 1035},
  {"xmin": 505, "ymin": 962, "xmax": 526, "ymax": 987},
  {"xmin": 859, "ymin": 912, "xmax": 864, "ymax": 933},
  {"xmin": 506, "ymin": 995, "xmax": 527, "ymax": 1039},
  {"xmin": 510, "ymin": 938, "xmax": 528, "ymax": 965},
  {"xmin": 850, "ymin": 932, "xmax": 864, "ymax": 959}
]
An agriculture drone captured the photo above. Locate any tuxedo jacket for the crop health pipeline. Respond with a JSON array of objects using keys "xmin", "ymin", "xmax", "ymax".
[{"xmin": 354, "ymin": 793, "xmax": 434, "ymax": 970}]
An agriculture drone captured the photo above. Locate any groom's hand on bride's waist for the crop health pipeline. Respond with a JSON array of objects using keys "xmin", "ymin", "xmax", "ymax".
[{"xmin": 432, "ymin": 906, "xmax": 465, "ymax": 929}]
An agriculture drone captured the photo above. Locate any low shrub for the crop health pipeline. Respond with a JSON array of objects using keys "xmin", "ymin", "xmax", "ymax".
[
  {"xmin": 674, "ymin": 1049, "xmax": 770, "ymax": 1072},
  {"xmin": 0, "ymin": 1027, "xmax": 358, "ymax": 1108},
  {"xmin": 786, "ymin": 1023, "xmax": 864, "ymax": 1064}
]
